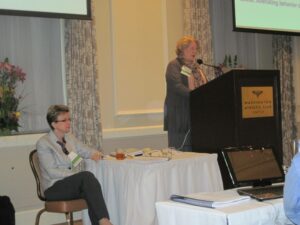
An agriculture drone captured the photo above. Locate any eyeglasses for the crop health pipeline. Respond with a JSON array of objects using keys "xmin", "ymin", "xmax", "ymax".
[{"xmin": 55, "ymin": 118, "xmax": 72, "ymax": 123}]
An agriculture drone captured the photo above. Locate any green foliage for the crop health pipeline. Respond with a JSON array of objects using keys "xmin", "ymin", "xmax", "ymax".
[{"xmin": 222, "ymin": 54, "xmax": 238, "ymax": 68}]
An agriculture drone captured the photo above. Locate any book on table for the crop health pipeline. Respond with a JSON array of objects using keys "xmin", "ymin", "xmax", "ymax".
[{"xmin": 170, "ymin": 192, "xmax": 250, "ymax": 208}]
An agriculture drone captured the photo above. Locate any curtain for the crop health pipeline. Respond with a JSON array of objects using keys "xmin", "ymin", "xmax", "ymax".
[
  {"xmin": 209, "ymin": 0, "xmax": 266, "ymax": 70},
  {"xmin": 273, "ymin": 36, "xmax": 297, "ymax": 166},
  {"xmin": 0, "ymin": 16, "xmax": 64, "ymax": 133},
  {"xmin": 64, "ymin": 1, "xmax": 103, "ymax": 149},
  {"xmin": 183, "ymin": 0, "xmax": 214, "ymax": 81}
]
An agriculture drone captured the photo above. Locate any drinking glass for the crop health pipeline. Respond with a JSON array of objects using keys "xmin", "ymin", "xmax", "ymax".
[
  {"xmin": 168, "ymin": 147, "xmax": 175, "ymax": 160},
  {"xmin": 116, "ymin": 148, "xmax": 125, "ymax": 160},
  {"xmin": 293, "ymin": 139, "xmax": 300, "ymax": 155}
]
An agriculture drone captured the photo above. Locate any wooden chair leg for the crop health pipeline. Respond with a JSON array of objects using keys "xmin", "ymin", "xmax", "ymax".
[
  {"xmin": 35, "ymin": 208, "xmax": 46, "ymax": 225},
  {"xmin": 66, "ymin": 212, "xmax": 74, "ymax": 225}
]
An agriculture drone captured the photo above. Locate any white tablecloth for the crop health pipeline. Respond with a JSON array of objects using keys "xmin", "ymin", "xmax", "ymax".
[
  {"xmin": 83, "ymin": 152, "xmax": 223, "ymax": 225},
  {"xmin": 156, "ymin": 189, "xmax": 293, "ymax": 225}
]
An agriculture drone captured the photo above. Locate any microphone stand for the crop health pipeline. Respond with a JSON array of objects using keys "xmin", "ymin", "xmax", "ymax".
[{"xmin": 197, "ymin": 59, "xmax": 223, "ymax": 77}]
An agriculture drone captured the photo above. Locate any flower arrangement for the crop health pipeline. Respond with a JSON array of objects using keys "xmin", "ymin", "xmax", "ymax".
[{"xmin": 0, "ymin": 58, "xmax": 26, "ymax": 135}]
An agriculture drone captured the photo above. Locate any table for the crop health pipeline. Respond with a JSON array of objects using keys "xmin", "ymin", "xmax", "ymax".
[
  {"xmin": 84, "ymin": 151, "xmax": 223, "ymax": 225},
  {"xmin": 155, "ymin": 189, "xmax": 293, "ymax": 225}
]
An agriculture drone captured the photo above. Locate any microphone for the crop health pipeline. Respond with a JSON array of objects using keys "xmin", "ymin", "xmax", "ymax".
[
  {"xmin": 196, "ymin": 59, "xmax": 219, "ymax": 69},
  {"xmin": 197, "ymin": 59, "xmax": 223, "ymax": 76}
]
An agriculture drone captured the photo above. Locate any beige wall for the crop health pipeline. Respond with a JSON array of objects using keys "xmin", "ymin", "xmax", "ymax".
[{"xmin": 95, "ymin": 0, "xmax": 183, "ymax": 141}]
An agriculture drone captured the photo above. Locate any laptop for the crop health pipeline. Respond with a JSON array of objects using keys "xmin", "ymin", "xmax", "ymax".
[{"xmin": 221, "ymin": 146, "xmax": 285, "ymax": 201}]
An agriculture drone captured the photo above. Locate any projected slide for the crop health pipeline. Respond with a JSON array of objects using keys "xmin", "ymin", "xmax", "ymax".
[
  {"xmin": 0, "ymin": 0, "xmax": 89, "ymax": 17},
  {"xmin": 234, "ymin": 0, "xmax": 300, "ymax": 33}
]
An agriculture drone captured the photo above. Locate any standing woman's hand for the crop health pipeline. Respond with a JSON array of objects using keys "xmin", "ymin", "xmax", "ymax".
[{"xmin": 188, "ymin": 75, "xmax": 196, "ymax": 91}]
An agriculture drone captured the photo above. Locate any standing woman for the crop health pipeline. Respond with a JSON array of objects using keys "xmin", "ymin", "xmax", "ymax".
[{"xmin": 164, "ymin": 36, "xmax": 207, "ymax": 151}]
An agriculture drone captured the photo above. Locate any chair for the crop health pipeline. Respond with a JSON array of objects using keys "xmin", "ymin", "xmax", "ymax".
[{"xmin": 29, "ymin": 149, "xmax": 87, "ymax": 225}]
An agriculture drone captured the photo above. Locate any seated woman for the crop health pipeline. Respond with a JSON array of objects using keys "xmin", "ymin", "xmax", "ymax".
[{"xmin": 36, "ymin": 105, "xmax": 113, "ymax": 225}]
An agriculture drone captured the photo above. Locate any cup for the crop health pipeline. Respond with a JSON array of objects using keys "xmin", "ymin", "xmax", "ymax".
[
  {"xmin": 161, "ymin": 148, "xmax": 169, "ymax": 157},
  {"xmin": 168, "ymin": 147, "xmax": 175, "ymax": 160},
  {"xmin": 293, "ymin": 139, "xmax": 300, "ymax": 155},
  {"xmin": 282, "ymin": 165, "xmax": 288, "ymax": 175},
  {"xmin": 116, "ymin": 149, "xmax": 125, "ymax": 160}
]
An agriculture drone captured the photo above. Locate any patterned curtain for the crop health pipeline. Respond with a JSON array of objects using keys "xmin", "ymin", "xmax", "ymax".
[
  {"xmin": 272, "ymin": 36, "xmax": 297, "ymax": 166},
  {"xmin": 183, "ymin": 0, "xmax": 214, "ymax": 81},
  {"xmin": 64, "ymin": 1, "xmax": 102, "ymax": 149}
]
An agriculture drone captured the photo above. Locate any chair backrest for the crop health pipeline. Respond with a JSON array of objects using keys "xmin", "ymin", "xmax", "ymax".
[{"xmin": 29, "ymin": 150, "xmax": 46, "ymax": 201}]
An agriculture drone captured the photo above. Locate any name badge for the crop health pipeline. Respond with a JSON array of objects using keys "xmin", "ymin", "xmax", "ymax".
[
  {"xmin": 68, "ymin": 151, "xmax": 83, "ymax": 168},
  {"xmin": 181, "ymin": 65, "xmax": 192, "ymax": 77}
]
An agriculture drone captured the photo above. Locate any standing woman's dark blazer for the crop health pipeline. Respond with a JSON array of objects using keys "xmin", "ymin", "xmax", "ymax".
[{"xmin": 164, "ymin": 58, "xmax": 191, "ymax": 135}]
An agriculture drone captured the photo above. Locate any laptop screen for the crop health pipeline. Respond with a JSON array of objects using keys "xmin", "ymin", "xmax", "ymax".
[{"xmin": 222, "ymin": 147, "xmax": 284, "ymax": 187}]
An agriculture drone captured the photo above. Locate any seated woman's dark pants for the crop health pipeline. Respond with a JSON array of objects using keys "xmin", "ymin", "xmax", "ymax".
[{"xmin": 45, "ymin": 171, "xmax": 109, "ymax": 225}]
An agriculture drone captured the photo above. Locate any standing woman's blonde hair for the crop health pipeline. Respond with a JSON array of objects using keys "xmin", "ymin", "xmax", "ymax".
[{"xmin": 175, "ymin": 36, "xmax": 199, "ymax": 58}]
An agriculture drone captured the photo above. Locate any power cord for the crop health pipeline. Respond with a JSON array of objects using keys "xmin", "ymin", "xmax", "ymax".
[{"xmin": 178, "ymin": 129, "xmax": 190, "ymax": 150}]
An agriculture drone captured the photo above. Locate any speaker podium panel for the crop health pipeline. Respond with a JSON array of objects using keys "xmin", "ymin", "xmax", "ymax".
[{"xmin": 190, "ymin": 69, "xmax": 282, "ymax": 189}]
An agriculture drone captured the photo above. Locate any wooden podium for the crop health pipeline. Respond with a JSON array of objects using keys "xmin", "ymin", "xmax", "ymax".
[{"xmin": 190, "ymin": 69, "xmax": 282, "ymax": 189}]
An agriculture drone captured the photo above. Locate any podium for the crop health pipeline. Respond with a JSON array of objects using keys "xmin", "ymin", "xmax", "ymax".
[{"xmin": 190, "ymin": 69, "xmax": 282, "ymax": 189}]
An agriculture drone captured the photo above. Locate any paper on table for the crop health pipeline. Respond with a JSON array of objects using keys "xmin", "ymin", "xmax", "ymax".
[
  {"xmin": 170, "ymin": 192, "xmax": 250, "ymax": 208},
  {"xmin": 125, "ymin": 148, "xmax": 144, "ymax": 157}
]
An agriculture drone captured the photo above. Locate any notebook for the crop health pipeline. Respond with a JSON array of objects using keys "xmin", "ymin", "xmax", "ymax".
[
  {"xmin": 221, "ymin": 146, "xmax": 285, "ymax": 201},
  {"xmin": 170, "ymin": 192, "xmax": 250, "ymax": 208}
]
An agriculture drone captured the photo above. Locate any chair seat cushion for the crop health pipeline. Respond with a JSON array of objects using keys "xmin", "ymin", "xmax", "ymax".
[{"xmin": 45, "ymin": 199, "xmax": 87, "ymax": 212}]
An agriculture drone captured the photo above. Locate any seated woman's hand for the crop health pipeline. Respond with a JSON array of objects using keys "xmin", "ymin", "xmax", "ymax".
[{"xmin": 91, "ymin": 151, "xmax": 103, "ymax": 161}]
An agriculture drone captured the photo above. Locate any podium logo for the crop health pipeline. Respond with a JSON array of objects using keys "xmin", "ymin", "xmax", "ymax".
[
  {"xmin": 241, "ymin": 86, "xmax": 274, "ymax": 118},
  {"xmin": 252, "ymin": 90, "xmax": 263, "ymax": 98}
]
